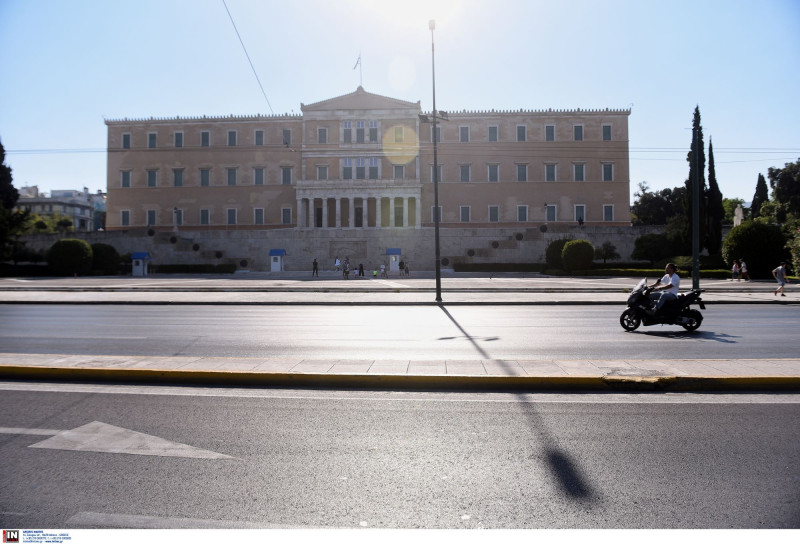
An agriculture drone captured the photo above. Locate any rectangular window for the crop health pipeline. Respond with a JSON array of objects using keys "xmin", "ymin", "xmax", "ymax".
[
  {"xmin": 516, "ymin": 164, "xmax": 527, "ymax": 182},
  {"xmin": 393, "ymin": 164, "xmax": 404, "ymax": 179},
  {"xmin": 488, "ymin": 126, "xmax": 498, "ymax": 142},
  {"xmin": 120, "ymin": 210, "xmax": 130, "ymax": 226},
  {"xmin": 174, "ymin": 132, "xmax": 183, "ymax": 148},
  {"xmin": 431, "ymin": 164, "xmax": 442, "ymax": 182},
  {"xmin": 122, "ymin": 133, "xmax": 131, "ymax": 149},
  {"xmin": 460, "ymin": 206, "xmax": 471, "ymax": 223},
  {"xmin": 174, "ymin": 208, "xmax": 183, "ymax": 226},
  {"xmin": 282, "ymin": 129, "xmax": 291, "ymax": 146},
  {"xmin": 281, "ymin": 166, "xmax": 292, "ymax": 185},
  {"xmin": 603, "ymin": 125, "xmax": 612, "ymax": 141},
  {"xmin": 200, "ymin": 168, "xmax": 211, "ymax": 187},
  {"xmin": 517, "ymin": 205, "xmax": 528, "ymax": 222},
  {"xmin": 147, "ymin": 170, "xmax": 157, "ymax": 187},
  {"xmin": 146, "ymin": 209, "xmax": 156, "ymax": 226},
  {"xmin": 516, "ymin": 125, "xmax": 526, "ymax": 142},
  {"xmin": 603, "ymin": 163, "xmax": 614, "ymax": 181},
  {"xmin": 546, "ymin": 204, "xmax": 557, "ymax": 222},
  {"xmin": 369, "ymin": 157, "xmax": 379, "ymax": 179},
  {"xmin": 356, "ymin": 158, "xmax": 366, "ymax": 180},
  {"xmin": 545, "ymin": 125, "xmax": 555, "ymax": 142},
  {"xmin": 318, "ymin": 127, "xmax": 327, "ymax": 144},
  {"xmin": 227, "ymin": 130, "xmax": 237, "ymax": 147},
  {"xmin": 574, "ymin": 163, "xmax": 585, "ymax": 182},
  {"xmin": 343, "ymin": 158, "xmax": 353, "ymax": 180},
  {"xmin": 148, "ymin": 133, "xmax": 157, "ymax": 148},
  {"xmin": 343, "ymin": 121, "xmax": 352, "ymax": 144},
  {"xmin": 459, "ymin": 126, "xmax": 469, "ymax": 142},
  {"xmin": 173, "ymin": 168, "xmax": 183, "ymax": 187},
  {"xmin": 369, "ymin": 121, "xmax": 378, "ymax": 142},
  {"xmin": 460, "ymin": 165, "xmax": 470, "ymax": 182},
  {"xmin": 603, "ymin": 204, "xmax": 614, "ymax": 221},
  {"xmin": 255, "ymin": 130, "xmax": 264, "ymax": 146},
  {"xmin": 432, "ymin": 206, "xmax": 442, "ymax": 223},
  {"xmin": 120, "ymin": 171, "xmax": 130, "ymax": 188},
  {"xmin": 545, "ymin": 164, "xmax": 557, "ymax": 182},
  {"xmin": 254, "ymin": 167, "xmax": 265, "ymax": 185},
  {"xmin": 394, "ymin": 126, "xmax": 404, "ymax": 143},
  {"xmin": 317, "ymin": 165, "xmax": 328, "ymax": 181},
  {"xmin": 227, "ymin": 168, "xmax": 237, "ymax": 186},
  {"xmin": 282, "ymin": 208, "xmax": 292, "ymax": 225},
  {"xmin": 488, "ymin": 164, "xmax": 499, "ymax": 182},
  {"xmin": 200, "ymin": 209, "xmax": 210, "ymax": 225},
  {"xmin": 201, "ymin": 131, "xmax": 210, "ymax": 147},
  {"xmin": 574, "ymin": 125, "xmax": 583, "ymax": 141},
  {"xmin": 254, "ymin": 208, "xmax": 265, "ymax": 225},
  {"xmin": 356, "ymin": 121, "xmax": 365, "ymax": 143},
  {"xmin": 227, "ymin": 209, "xmax": 237, "ymax": 225},
  {"xmin": 489, "ymin": 206, "xmax": 500, "ymax": 222},
  {"xmin": 575, "ymin": 205, "xmax": 586, "ymax": 222}
]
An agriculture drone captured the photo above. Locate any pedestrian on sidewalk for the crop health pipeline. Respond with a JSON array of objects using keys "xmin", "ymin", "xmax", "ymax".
[
  {"xmin": 740, "ymin": 258, "xmax": 750, "ymax": 281},
  {"xmin": 335, "ymin": 256, "xmax": 341, "ymax": 272},
  {"xmin": 773, "ymin": 262, "xmax": 789, "ymax": 297},
  {"xmin": 312, "ymin": 259, "xmax": 318, "ymax": 277},
  {"xmin": 731, "ymin": 259, "xmax": 740, "ymax": 281}
]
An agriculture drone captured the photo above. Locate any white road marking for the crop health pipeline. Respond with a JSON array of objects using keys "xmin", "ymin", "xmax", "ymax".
[
  {"xmin": 65, "ymin": 511, "xmax": 308, "ymax": 529},
  {"xmin": 2, "ymin": 420, "xmax": 234, "ymax": 459}
]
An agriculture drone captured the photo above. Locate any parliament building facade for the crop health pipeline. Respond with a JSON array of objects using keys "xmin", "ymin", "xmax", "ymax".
[{"xmin": 105, "ymin": 87, "xmax": 632, "ymax": 271}]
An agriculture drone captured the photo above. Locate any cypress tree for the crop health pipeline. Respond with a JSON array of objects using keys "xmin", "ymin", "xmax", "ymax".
[
  {"xmin": 751, "ymin": 173, "xmax": 769, "ymax": 219},
  {"xmin": 705, "ymin": 139, "xmax": 724, "ymax": 253},
  {"xmin": 682, "ymin": 106, "xmax": 707, "ymax": 253}
]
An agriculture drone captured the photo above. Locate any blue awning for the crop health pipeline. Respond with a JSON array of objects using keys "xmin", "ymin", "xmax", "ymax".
[
  {"xmin": 386, "ymin": 248, "xmax": 402, "ymax": 255},
  {"xmin": 269, "ymin": 249, "xmax": 286, "ymax": 256},
  {"xmin": 131, "ymin": 252, "xmax": 150, "ymax": 259}
]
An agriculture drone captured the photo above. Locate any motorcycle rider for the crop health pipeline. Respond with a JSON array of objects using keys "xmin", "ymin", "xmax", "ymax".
[{"xmin": 648, "ymin": 263, "xmax": 680, "ymax": 316}]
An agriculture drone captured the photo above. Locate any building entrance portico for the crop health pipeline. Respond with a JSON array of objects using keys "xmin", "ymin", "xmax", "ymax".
[{"xmin": 296, "ymin": 184, "xmax": 421, "ymax": 229}]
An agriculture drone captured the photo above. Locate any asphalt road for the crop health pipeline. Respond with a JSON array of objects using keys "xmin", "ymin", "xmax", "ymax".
[
  {"xmin": 1, "ymin": 382, "xmax": 798, "ymax": 529},
  {"xmin": 1, "ymin": 304, "xmax": 799, "ymax": 361}
]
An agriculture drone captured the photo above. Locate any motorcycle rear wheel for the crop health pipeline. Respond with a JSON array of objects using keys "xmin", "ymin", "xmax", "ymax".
[
  {"xmin": 681, "ymin": 309, "xmax": 703, "ymax": 331},
  {"xmin": 620, "ymin": 308, "xmax": 641, "ymax": 331}
]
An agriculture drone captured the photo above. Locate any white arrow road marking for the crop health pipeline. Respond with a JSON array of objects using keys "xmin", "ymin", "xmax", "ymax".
[{"xmin": 0, "ymin": 421, "xmax": 234, "ymax": 459}]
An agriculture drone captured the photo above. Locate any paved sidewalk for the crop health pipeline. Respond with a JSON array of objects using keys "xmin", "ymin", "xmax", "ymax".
[{"xmin": 1, "ymin": 273, "xmax": 798, "ymax": 391}]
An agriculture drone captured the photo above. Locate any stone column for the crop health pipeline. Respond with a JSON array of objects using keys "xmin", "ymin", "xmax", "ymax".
[
  {"xmin": 403, "ymin": 197, "xmax": 409, "ymax": 228},
  {"xmin": 322, "ymin": 198, "xmax": 328, "ymax": 229},
  {"xmin": 335, "ymin": 197, "xmax": 341, "ymax": 228},
  {"xmin": 297, "ymin": 198, "xmax": 304, "ymax": 228},
  {"xmin": 415, "ymin": 197, "xmax": 421, "ymax": 228},
  {"xmin": 375, "ymin": 196, "xmax": 382, "ymax": 228},
  {"xmin": 349, "ymin": 197, "xmax": 355, "ymax": 228}
]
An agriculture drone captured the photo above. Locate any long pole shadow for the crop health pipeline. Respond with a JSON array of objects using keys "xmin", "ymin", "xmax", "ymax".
[{"xmin": 438, "ymin": 303, "xmax": 598, "ymax": 502}]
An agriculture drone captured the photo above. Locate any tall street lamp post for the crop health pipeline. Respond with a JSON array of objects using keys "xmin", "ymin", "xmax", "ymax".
[{"xmin": 429, "ymin": 19, "xmax": 442, "ymax": 303}]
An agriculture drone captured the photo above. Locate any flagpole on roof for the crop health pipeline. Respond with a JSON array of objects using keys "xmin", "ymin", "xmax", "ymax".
[{"xmin": 353, "ymin": 53, "xmax": 362, "ymax": 86}]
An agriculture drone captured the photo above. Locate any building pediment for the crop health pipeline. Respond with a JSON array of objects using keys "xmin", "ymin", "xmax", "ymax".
[{"xmin": 301, "ymin": 86, "xmax": 420, "ymax": 114}]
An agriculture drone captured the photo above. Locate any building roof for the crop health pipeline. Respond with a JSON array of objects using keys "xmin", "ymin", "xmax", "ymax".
[{"xmin": 301, "ymin": 86, "xmax": 421, "ymax": 112}]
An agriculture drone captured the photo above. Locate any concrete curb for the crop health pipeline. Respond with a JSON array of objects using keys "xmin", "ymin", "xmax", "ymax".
[
  {"xmin": 1, "ymin": 300, "xmax": 797, "ymax": 306},
  {"xmin": 2, "ymin": 365, "xmax": 798, "ymax": 392}
]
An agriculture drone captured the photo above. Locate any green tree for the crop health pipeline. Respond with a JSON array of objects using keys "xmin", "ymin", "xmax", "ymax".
[
  {"xmin": 681, "ymin": 106, "xmax": 707, "ymax": 253},
  {"xmin": 46, "ymin": 238, "xmax": 93, "ymax": 276},
  {"xmin": 751, "ymin": 173, "xmax": 769, "ymax": 219},
  {"xmin": 561, "ymin": 240, "xmax": 595, "ymax": 272},
  {"xmin": 90, "ymin": 243, "xmax": 121, "ymax": 275},
  {"xmin": 595, "ymin": 241, "xmax": 620, "ymax": 264},
  {"xmin": 631, "ymin": 182, "xmax": 686, "ymax": 225},
  {"xmin": 705, "ymin": 140, "xmax": 724, "ymax": 253},
  {"xmin": 767, "ymin": 158, "xmax": 800, "ymax": 222},
  {"xmin": 545, "ymin": 238, "xmax": 572, "ymax": 269},
  {"xmin": 632, "ymin": 233, "xmax": 676, "ymax": 264},
  {"xmin": 0, "ymin": 139, "xmax": 29, "ymax": 260},
  {"xmin": 722, "ymin": 222, "xmax": 787, "ymax": 279}
]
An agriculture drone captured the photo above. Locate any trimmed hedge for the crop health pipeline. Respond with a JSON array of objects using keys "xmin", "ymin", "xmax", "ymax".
[
  {"xmin": 150, "ymin": 264, "xmax": 237, "ymax": 274},
  {"xmin": 46, "ymin": 239, "xmax": 93, "ymax": 276},
  {"xmin": 561, "ymin": 240, "xmax": 595, "ymax": 272},
  {"xmin": 91, "ymin": 243, "xmax": 121, "ymax": 275}
]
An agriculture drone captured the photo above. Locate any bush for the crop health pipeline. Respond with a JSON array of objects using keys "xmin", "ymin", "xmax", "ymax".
[
  {"xmin": 561, "ymin": 239, "xmax": 595, "ymax": 272},
  {"xmin": 90, "ymin": 243, "xmax": 121, "ymax": 275},
  {"xmin": 722, "ymin": 221, "xmax": 788, "ymax": 278},
  {"xmin": 545, "ymin": 238, "xmax": 572, "ymax": 269},
  {"xmin": 632, "ymin": 233, "xmax": 675, "ymax": 264},
  {"xmin": 46, "ymin": 238, "xmax": 93, "ymax": 276}
]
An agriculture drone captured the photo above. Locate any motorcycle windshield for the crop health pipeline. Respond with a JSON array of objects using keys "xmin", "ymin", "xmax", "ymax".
[{"xmin": 633, "ymin": 278, "xmax": 646, "ymax": 292}]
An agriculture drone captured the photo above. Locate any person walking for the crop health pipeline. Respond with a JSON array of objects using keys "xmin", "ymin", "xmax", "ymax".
[
  {"xmin": 773, "ymin": 262, "xmax": 789, "ymax": 297},
  {"xmin": 312, "ymin": 258, "xmax": 318, "ymax": 277},
  {"xmin": 334, "ymin": 256, "xmax": 341, "ymax": 272},
  {"xmin": 740, "ymin": 258, "xmax": 750, "ymax": 281},
  {"xmin": 731, "ymin": 259, "xmax": 740, "ymax": 281}
]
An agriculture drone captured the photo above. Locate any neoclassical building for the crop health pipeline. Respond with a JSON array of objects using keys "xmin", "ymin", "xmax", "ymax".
[{"xmin": 105, "ymin": 87, "xmax": 631, "ymax": 271}]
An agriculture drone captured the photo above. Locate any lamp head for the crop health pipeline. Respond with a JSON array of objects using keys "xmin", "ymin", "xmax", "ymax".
[{"xmin": 429, "ymin": 20, "xmax": 435, "ymax": 31}]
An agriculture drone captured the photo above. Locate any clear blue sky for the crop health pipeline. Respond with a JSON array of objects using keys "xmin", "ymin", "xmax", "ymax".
[{"xmin": 1, "ymin": 0, "xmax": 798, "ymax": 203}]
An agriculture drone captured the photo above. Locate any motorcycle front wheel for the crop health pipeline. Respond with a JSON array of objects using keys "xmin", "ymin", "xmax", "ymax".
[
  {"xmin": 620, "ymin": 308, "xmax": 641, "ymax": 331},
  {"xmin": 681, "ymin": 309, "xmax": 703, "ymax": 331}
]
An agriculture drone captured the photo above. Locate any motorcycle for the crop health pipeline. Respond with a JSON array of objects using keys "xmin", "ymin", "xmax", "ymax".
[{"xmin": 620, "ymin": 278, "xmax": 705, "ymax": 332}]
